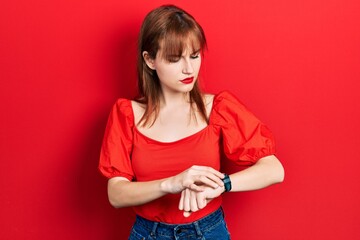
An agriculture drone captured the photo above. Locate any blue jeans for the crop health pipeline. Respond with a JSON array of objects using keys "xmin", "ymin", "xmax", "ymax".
[{"xmin": 128, "ymin": 208, "xmax": 230, "ymax": 240}]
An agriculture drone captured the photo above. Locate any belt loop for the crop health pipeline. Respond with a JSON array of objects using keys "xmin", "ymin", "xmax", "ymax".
[
  {"xmin": 193, "ymin": 221, "xmax": 202, "ymax": 237},
  {"xmin": 150, "ymin": 222, "xmax": 158, "ymax": 237}
]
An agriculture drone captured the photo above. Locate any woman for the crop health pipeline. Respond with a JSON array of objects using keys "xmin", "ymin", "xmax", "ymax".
[{"xmin": 99, "ymin": 4, "xmax": 284, "ymax": 239}]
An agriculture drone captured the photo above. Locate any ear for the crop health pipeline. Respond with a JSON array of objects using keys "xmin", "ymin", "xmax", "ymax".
[{"xmin": 142, "ymin": 51, "xmax": 156, "ymax": 70}]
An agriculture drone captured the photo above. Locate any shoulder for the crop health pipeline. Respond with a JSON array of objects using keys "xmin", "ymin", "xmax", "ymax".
[
  {"xmin": 112, "ymin": 98, "xmax": 146, "ymax": 126},
  {"xmin": 203, "ymin": 91, "xmax": 245, "ymax": 119},
  {"xmin": 202, "ymin": 91, "xmax": 240, "ymax": 110},
  {"xmin": 213, "ymin": 90, "xmax": 250, "ymax": 111},
  {"xmin": 114, "ymin": 98, "xmax": 131, "ymax": 107},
  {"xmin": 130, "ymin": 100, "xmax": 146, "ymax": 126},
  {"xmin": 108, "ymin": 98, "xmax": 134, "ymax": 125},
  {"xmin": 112, "ymin": 98, "xmax": 132, "ymax": 115},
  {"xmin": 214, "ymin": 90, "xmax": 241, "ymax": 104},
  {"xmin": 209, "ymin": 90, "xmax": 255, "ymax": 123}
]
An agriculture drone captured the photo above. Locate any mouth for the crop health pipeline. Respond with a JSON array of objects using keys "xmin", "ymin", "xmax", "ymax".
[{"xmin": 180, "ymin": 77, "xmax": 194, "ymax": 84}]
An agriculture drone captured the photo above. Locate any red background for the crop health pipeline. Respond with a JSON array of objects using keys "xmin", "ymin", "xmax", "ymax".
[{"xmin": 1, "ymin": 0, "xmax": 360, "ymax": 239}]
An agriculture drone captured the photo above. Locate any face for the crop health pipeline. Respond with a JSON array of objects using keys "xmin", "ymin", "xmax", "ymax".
[{"xmin": 143, "ymin": 43, "xmax": 202, "ymax": 95}]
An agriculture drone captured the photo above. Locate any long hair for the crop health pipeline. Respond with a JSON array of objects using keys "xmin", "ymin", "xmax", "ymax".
[{"xmin": 136, "ymin": 5, "xmax": 208, "ymax": 127}]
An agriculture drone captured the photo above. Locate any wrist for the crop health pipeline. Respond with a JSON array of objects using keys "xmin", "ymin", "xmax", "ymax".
[
  {"xmin": 222, "ymin": 174, "xmax": 232, "ymax": 193},
  {"xmin": 160, "ymin": 178, "xmax": 171, "ymax": 193},
  {"xmin": 219, "ymin": 185, "xmax": 226, "ymax": 194},
  {"xmin": 160, "ymin": 177, "xmax": 182, "ymax": 194}
]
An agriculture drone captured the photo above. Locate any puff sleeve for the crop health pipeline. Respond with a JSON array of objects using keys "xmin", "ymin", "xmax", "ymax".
[
  {"xmin": 211, "ymin": 91, "xmax": 276, "ymax": 166},
  {"xmin": 98, "ymin": 99, "xmax": 134, "ymax": 180}
]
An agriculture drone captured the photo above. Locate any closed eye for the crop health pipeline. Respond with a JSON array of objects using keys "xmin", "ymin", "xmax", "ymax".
[
  {"xmin": 190, "ymin": 54, "xmax": 199, "ymax": 59},
  {"xmin": 190, "ymin": 51, "xmax": 200, "ymax": 59},
  {"xmin": 168, "ymin": 57, "xmax": 180, "ymax": 63}
]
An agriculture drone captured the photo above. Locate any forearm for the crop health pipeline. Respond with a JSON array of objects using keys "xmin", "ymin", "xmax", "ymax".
[
  {"xmin": 108, "ymin": 177, "xmax": 170, "ymax": 208},
  {"xmin": 229, "ymin": 155, "xmax": 284, "ymax": 192},
  {"xmin": 107, "ymin": 165, "xmax": 225, "ymax": 208},
  {"xmin": 179, "ymin": 155, "xmax": 284, "ymax": 215}
]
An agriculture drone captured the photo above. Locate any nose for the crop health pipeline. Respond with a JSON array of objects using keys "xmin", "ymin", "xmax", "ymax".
[{"xmin": 182, "ymin": 58, "xmax": 194, "ymax": 74}]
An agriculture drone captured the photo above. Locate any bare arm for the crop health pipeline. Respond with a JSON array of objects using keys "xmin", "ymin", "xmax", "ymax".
[
  {"xmin": 229, "ymin": 155, "xmax": 284, "ymax": 192},
  {"xmin": 107, "ymin": 165, "xmax": 225, "ymax": 208},
  {"xmin": 108, "ymin": 177, "xmax": 165, "ymax": 208},
  {"xmin": 179, "ymin": 155, "xmax": 284, "ymax": 214}
]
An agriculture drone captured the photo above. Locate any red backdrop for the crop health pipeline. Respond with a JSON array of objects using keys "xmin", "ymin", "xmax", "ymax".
[{"xmin": 1, "ymin": 0, "xmax": 360, "ymax": 239}]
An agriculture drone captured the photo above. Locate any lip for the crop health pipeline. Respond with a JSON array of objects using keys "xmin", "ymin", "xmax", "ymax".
[{"xmin": 180, "ymin": 77, "xmax": 194, "ymax": 84}]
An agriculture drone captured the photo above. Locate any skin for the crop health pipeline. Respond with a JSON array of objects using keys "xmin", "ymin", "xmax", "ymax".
[
  {"xmin": 179, "ymin": 155, "xmax": 284, "ymax": 217},
  {"xmin": 107, "ymin": 43, "xmax": 225, "ymax": 208},
  {"xmin": 107, "ymin": 41, "xmax": 285, "ymax": 216}
]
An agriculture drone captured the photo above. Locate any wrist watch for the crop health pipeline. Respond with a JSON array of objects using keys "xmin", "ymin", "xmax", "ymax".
[{"xmin": 222, "ymin": 173, "xmax": 232, "ymax": 192}]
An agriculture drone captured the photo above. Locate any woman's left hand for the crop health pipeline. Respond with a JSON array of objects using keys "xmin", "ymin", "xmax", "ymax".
[{"xmin": 178, "ymin": 184, "xmax": 224, "ymax": 217}]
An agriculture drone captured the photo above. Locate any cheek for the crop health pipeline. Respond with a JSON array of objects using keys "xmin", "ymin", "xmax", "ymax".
[
  {"xmin": 156, "ymin": 65, "xmax": 179, "ymax": 79},
  {"xmin": 194, "ymin": 61, "xmax": 202, "ymax": 73}
]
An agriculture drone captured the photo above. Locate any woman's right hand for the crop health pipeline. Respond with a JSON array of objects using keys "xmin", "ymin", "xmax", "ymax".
[
  {"xmin": 179, "ymin": 184, "xmax": 225, "ymax": 217},
  {"xmin": 160, "ymin": 165, "xmax": 224, "ymax": 194}
]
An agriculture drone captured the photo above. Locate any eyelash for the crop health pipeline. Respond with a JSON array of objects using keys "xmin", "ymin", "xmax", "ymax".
[
  {"xmin": 168, "ymin": 54, "xmax": 200, "ymax": 63},
  {"xmin": 190, "ymin": 54, "xmax": 200, "ymax": 59}
]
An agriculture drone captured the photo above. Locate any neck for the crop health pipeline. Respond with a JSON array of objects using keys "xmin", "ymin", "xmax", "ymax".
[{"xmin": 160, "ymin": 91, "xmax": 191, "ymax": 108}]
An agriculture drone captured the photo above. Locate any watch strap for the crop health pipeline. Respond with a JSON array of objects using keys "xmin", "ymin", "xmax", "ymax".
[{"xmin": 222, "ymin": 173, "xmax": 232, "ymax": 192}]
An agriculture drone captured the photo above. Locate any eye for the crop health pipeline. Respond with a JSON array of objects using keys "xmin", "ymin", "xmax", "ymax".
[
  {"xmin": 168, "ymin": 57, "xmax": 180, "ymax": 63},
  {"xmin": 166, "ymin": 56, "xmax": 181, "ymax": 63},
  {"xmin": 190, "ymin": 52, "xmax": 200, "ymax": 59}
]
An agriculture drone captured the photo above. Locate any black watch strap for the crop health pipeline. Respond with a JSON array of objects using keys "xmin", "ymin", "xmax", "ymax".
[{"xmin": 222, "ymin": 173, "xmax": 232, "ymax": 192}]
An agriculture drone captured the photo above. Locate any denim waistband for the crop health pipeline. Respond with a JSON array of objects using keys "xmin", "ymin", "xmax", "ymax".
[{"xmin": 134, "ymin": 208, "xmax": 224, "ymax": 238}]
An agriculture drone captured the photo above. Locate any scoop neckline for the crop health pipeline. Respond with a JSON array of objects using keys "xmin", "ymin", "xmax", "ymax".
[
  {"xmin": 133, "ymin": 125, "xmax": 211, "ymax": 145},
  {"xmin": 128, "ymin": 93, "xmax": 219, "ymax": 145}
]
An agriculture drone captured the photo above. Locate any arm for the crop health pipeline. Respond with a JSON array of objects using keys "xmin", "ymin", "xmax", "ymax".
[
  {"xmin": 108, "ymin": 177, "xmax": 165, "ymax": 208},
  {"xmin": 228, "ymin": 154, "xmax": 284, "ymax": 192},
  {"xmin": 179, "ymin": 155, "xmax": 284, "ymax": 214},
  {"xmin": 107, "ymin": 165, "xmax": 225, "ymax": 208}
]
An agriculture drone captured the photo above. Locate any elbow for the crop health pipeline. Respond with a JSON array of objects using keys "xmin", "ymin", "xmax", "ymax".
[
  {"xmin": 273, "ymin": 160, "xmax": 285, "ymax": 184},
  {"xmin": 262, "ymin": 155, "xmax": 285, "ymax": 185},
  {"xmin": 108, "ymin": 193, "xmax": 132, "ymax": 208},
  {"xmin": 108, "ymin": 191, "xmax": 131, "ymax": 208},
  {"xmin": 276, "ymin": 164, "xmax": 285, "ymax": 183},
  {"xmin": 107, "ymin": 177, "xmax": 130, "ymax": 208},
  {"xmin": 108, "ymin": 197, "xmax": 122, "ymax": 208}
]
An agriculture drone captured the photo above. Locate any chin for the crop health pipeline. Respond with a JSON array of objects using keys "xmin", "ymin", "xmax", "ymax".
[{"xmin": 179, "ymin": 85, "xmax": 195, "ymax": 93}]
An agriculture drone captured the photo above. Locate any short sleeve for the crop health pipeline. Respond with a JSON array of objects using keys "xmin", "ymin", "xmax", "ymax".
[
  {"xmin": 211, "ymin": 91, "xmax": 276, "ymax": 166},
  {"xmin": 98, "ymin": 99, "xmax": 135, "ymax": 180}
]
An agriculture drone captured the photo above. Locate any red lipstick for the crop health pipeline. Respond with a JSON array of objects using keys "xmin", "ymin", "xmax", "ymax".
[{"xmin": 180, "ymin": 77, "xmax": 194, "ymax": 84}]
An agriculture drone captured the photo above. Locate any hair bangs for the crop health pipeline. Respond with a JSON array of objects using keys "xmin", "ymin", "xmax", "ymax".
[
  {"xmin": 160, "ymin": 28, "xmax": 206, "ymax": 61},
  {"xmin": 137, "ymin": 5, "xmax": 208, "ymax": 126}
]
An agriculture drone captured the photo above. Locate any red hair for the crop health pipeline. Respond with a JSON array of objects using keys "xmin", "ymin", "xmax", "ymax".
[{"xmin": 136, "ymin": 5, "xmax": 208, "ymax": 127}]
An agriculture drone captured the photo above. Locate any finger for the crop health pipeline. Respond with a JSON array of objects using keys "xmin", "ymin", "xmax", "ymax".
[
  {"xmin": 183, "ymin": 211, "xmax": 192, "ymax": 217},
  {"xmin": 188, "ymin": 183, "xmax": 204, "ymax": 192},
  {"xmin": 195, "ymin": 175, "xmax": 223, "ymax": 189},
  {"xmin": 201, "ymin": 172, "xmax": 225, "ymax": 187},
  {"xmin": 183, "ymin": 188, "xmax": 191, "ymax": 212},
  {"xmin": 189, "ymin": 169, "xmax": 224, "ymax": 188},
  {"xmin": 191, "ymin": 166, "xmax": 225, "ymax": 179},
  {"xmin": 190, "ymin": 190, "xmax": 199, "ymax": 212},
  {"xmin": 196, "ymin": 192, "xmax": 207, "ymax": 209},
  {"xmin": 179, "ymin": 190, "xmax": 185, "ymax": 210},
  {"xmin": 182, "ymin": 170, "xmax": 223, "ymax": 190}
]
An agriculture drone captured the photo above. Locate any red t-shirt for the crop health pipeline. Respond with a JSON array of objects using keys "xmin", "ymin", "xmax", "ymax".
[{"xmin": 99, "ymin": 91, "xmax": 276, "ymax": 224}]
